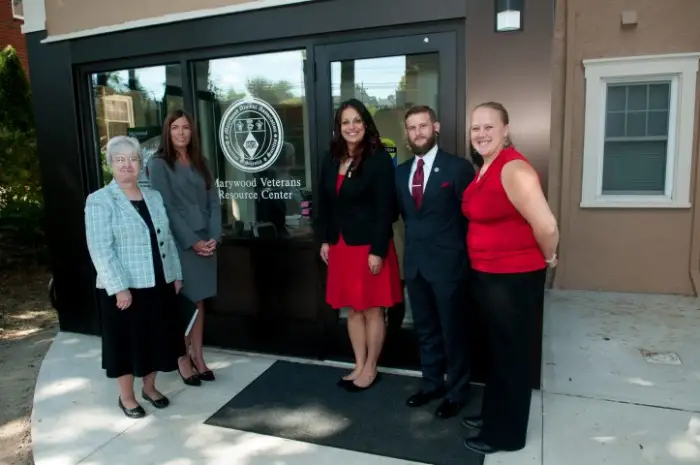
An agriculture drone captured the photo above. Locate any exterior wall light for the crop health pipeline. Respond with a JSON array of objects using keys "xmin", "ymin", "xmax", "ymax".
[{"xmin": 496, "ymin": 0, "xmax": 523, "ymax": 32}]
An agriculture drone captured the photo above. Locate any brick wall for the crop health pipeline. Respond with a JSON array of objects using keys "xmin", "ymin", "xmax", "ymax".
[{"xmin": 0, "ymin": 0, "xmax": 28, "ymax": 77}]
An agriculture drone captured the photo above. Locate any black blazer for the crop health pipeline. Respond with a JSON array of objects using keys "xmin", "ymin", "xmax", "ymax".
[
  {"xmin": 396, "ymin": 149, "xmax": 476, "ymax": 282},
  {"xmin": 315, "ymin": 148, "xmax": 397, "ymax": 258}
]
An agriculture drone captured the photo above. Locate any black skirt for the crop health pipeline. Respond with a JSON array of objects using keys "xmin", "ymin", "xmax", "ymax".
[{"xmin": 98, "ymin": 199, "xmax": 186, "ymax": 379}]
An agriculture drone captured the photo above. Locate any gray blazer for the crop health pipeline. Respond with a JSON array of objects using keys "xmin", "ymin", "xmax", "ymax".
[{"xmin": 147, "ymin": 156, "xmax": 222, "ymax": 250}]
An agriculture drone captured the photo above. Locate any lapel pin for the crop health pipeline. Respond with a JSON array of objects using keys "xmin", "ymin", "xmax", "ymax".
[{"xmin": 434, "ymin": 167, "xmax": 440, "ymax": 173}]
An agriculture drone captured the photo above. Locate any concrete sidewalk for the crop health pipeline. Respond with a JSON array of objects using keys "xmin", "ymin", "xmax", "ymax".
[{"xmin": 30, "ymin": 290, "xmax": 700, "ymax": 464}]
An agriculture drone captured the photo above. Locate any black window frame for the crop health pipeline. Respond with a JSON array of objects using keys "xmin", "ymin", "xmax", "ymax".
[{"xmin": 74, "ymin": 20, "xmax": 466, "ymax": 245}]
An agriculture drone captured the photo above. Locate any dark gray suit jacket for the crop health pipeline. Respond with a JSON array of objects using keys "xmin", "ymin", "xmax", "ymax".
[
  {"xmin": 395, "ymin": 149, "xmax": 475, "ymax": 282},
  {"xmin": 147, "ymin": 156, "xmax": 222, "ymax": 250}
]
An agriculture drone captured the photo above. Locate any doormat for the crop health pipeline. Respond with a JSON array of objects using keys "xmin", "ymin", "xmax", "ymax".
[{"xmin": 205, "ymin": 360, "xmax": 485, "ymax": 465}]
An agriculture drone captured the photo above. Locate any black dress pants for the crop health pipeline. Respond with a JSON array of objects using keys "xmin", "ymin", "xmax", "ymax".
[
  {"xmin": 406, "ymin": 271, "xmax": 471, "ymax": 402},
  {"xmin": 471, "ymin": 268, "xmax": 546, "ymax": 449}
]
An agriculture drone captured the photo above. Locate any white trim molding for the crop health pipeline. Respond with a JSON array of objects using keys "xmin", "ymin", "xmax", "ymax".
[
  {"xmin": 39, "ymin": 0, "xmax": 314, "ymax": 43},
  {"xmin": 581, "ymin": 53, "xmax": 700, "ymax": 209},
  {"xmin": 12, "ymin": 0, "xmax": 24, "ymax": 20}
]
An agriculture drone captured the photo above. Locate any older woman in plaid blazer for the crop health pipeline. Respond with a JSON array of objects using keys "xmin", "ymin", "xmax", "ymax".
[{"xmin": 85, "ymin": 136, "xmax": 192, "ymax": 419}]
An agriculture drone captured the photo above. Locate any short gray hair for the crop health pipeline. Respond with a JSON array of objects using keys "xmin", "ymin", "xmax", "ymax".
[{"xmin": 105, "ymin": 136, "xmax": 141, "ymax": 164}]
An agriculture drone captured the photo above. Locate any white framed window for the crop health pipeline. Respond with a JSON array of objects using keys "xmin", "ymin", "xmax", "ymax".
[
  {"xmin": 12, "ymin": 0, "xmax": 23, "ymax": 20},
  {"xmin": 581, "ymin": 53, "xmax": 700, "ymax": 208},
  {"xmin": 102, "ymin": 95, "xmax": 135, "ymax": 139}
]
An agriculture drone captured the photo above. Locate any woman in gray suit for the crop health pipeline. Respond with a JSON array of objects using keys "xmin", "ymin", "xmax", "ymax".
[
  {"xmin": 148, "ymin": 110, "xmax": 222, "ymax": 383},
  {"xmin": 85, "ymin": 136, "xmax": 186, "ymax": 418}
]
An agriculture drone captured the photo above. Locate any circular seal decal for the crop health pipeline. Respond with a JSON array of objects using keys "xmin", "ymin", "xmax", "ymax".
[{"xmin": 219, "ymin": 97, "xmax": 285, "ymax": 173}]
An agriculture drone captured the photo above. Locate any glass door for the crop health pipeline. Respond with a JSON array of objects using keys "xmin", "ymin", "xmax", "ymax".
[
  {"xmin": 189, "ymin": 49, "xmax": 324, "ymax": 359},
  {"xmin": 314, "ymin": 32, "xmax": 459, "ymax": 370}
]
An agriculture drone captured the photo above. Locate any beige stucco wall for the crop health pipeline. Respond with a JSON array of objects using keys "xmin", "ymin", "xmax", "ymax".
[
  {"xmin": 550, "ymin": 0, "xmax": 700, "ymax": 295},
  {"xmin": 44, "ymin": 0, "xmax": 294, "ymax": 35}
]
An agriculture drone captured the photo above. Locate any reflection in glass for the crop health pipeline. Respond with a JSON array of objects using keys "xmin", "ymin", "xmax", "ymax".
[
  {"xmin": 194, "ymin": 50, "xmax": 312, "ymax": 240},
  {"xmin": 330, "ymin": 53, "xmax": 440, "ymax": 326},
  {"xmin": 91, "ymin": 64, "xmax": 184, "ymax": 186}
]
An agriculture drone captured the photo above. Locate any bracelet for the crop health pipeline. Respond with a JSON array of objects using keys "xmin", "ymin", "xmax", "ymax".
[{"xmin": 545, "ymin": 253, "xmax": 557, "ymax": 264}]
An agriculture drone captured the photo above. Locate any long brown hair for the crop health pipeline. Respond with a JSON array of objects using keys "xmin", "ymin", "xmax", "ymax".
[
  {"xmin": 330, "ymin": 98, "xmax": 384, "ymax": 176},
  {"xmin": 156, "ymin": 109, "xmax": 213, "ymax": 189}
]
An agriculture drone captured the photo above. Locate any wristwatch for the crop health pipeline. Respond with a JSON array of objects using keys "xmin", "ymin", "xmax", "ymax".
[{"xmin": 545, "ymin": 253, "xmax": 557, "ymax": 265}]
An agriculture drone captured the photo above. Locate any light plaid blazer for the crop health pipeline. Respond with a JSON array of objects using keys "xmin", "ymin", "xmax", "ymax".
[{"xmin": 84, "ymin": 180, "xmax": 183, "ymax": 296}]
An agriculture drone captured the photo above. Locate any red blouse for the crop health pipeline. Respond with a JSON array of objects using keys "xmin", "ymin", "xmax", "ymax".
[{"xmin": 461, "ymin": 146, "xmax": 546, "ymax": 274}]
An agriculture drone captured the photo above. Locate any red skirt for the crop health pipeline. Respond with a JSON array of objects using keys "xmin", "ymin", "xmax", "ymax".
[{"xmin": 326, "ymin": 235, "xmax": 404, "ymax": 311}]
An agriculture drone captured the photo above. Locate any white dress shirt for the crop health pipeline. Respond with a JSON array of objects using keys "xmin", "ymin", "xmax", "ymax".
[{"xmin": 408, "ymin": 144, "xmax": 439, "ymax": 193}]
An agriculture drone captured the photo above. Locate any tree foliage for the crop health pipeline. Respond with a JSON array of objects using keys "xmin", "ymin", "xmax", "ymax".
[
  {"xmin": 0, "ymin": 46, "xmax": 46, "ymax": 267},
  {"xmin": 0, "ymin": 126, "xmax": 41, "ymax": 204},
  {"xmin": 0, "ymin": 45, "xmax": 33, "ymax": 132},
  {"xmin": 0, "ymin": 45, "xmax": 37, "ymax": 194}
]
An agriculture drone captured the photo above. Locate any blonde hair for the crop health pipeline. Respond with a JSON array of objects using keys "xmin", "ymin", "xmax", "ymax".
[{"xmin": 473, "ymin": 101, "xmax": 512, "ymax": 146}]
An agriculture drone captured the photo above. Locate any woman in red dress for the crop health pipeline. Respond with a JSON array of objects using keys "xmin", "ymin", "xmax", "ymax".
[{"xmin": 316, "ymin": 98, "xmax": 403, "ymax": 391}]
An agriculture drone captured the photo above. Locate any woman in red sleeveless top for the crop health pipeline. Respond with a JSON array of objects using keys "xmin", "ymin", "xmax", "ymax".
[
  {"xmin": 461, "ymin": 102, "xmax": 559, "ymax": 455},
  {"xmin": 316, "ymin": 99, "xmax": 403, "ymax": 392}
]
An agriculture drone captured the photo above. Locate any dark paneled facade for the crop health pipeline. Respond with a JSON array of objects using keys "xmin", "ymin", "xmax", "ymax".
[{"xmin": 26, "ymin": 0, "xmax": 553, "ymax": 388}]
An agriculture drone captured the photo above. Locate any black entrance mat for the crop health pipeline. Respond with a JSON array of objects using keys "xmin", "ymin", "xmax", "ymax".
[{"xmin": 205, "ymin": 360, "xmax": 485, "ymax": 465}]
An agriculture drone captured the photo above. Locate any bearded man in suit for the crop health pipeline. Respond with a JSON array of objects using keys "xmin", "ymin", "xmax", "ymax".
[{"xmin": 395, "ymin": 105, "xmax": 475, "ymax": 419}]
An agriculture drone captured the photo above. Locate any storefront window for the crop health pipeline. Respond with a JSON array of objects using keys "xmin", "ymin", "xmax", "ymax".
[
  {"xmin": 91, "ymin": 64, "xmax": 184, "ymax": 186},
  {"xmin": 193, "ymin": 50, "xmax": 312, "ymax": 240},
  {"xmin": 331, "ymin": 54, "xmax": 439, "ymax": 169}
]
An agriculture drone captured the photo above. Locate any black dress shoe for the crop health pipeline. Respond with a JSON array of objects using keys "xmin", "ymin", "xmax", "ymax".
[
  {"xmin": 464, "ymin": 436, "xmax": 524, "ymax": 454},
  {"xmin": 461, "ymin": 415, "xmax": 483, "ymax": 429},
  {"xmin": 142, "ymin": 390, "xmax": 170, "ymax": 409},
  {"xmin": 118, "ymin": 397, "xmax": 145, "ymax": 418},
  {"xmin": 435, "ymin": 399, "xmax": 465, "ymax": 419},
  {"xmin": 406, "ymin": 389, "xmax": 444, "ymax": 407}
]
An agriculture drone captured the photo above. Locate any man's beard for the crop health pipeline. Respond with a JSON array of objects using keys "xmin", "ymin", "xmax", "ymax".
[{"xmin": 408, "ymin": 132, "xmax": 437, "ymax": 155}]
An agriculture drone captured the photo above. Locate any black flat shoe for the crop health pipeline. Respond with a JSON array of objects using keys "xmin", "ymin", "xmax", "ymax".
[
  {"xmin": 178, "ymin": 367, "xmax": 201, "ymax": 386},
  {"xmin": 142, "ymin": 390, "xmax": 170, "ymax": 409},
  {"xmin": 118, "ymin": 397, "xmax": 145, "ymax": 418},
  {"xmin": 195, "ymin": 369, "xmax": 215, "ymax": 382},
  {"xmin": 191, "ymin": 357, "xmax": 215, "ymax": 381},
  {"xmin": 336, "ymin": 378, "xmax": 353, "ymax": 387},
  {"xmin": 345, "ymin": 372, "xmax": 381, "ymax": 392}
]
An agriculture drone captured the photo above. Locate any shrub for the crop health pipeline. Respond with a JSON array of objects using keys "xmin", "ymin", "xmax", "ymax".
[
  {"xmin": 0, "ymin": 45, "xmax": 33, "ymax": 133},
  {"xmin": 0, "ymin": 46, "xmax": 46, "ymax": 268}
]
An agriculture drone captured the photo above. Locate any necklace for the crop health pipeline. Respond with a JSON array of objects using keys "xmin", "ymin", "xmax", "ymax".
[{"xmin": 342, "ymin": 157, "xmax": 355, "ymax": 178}]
